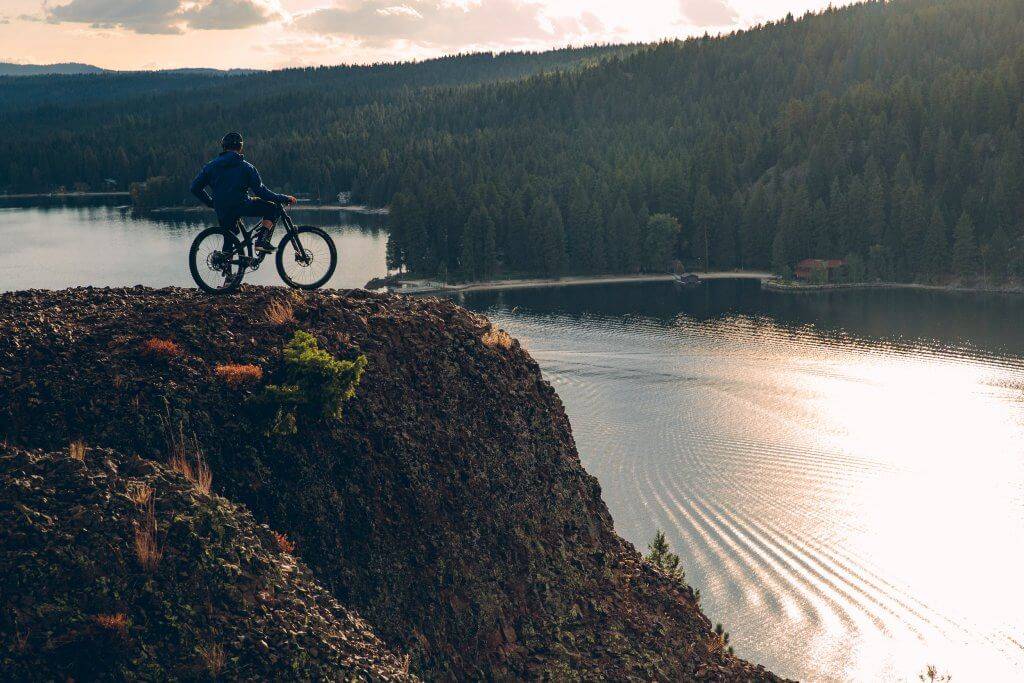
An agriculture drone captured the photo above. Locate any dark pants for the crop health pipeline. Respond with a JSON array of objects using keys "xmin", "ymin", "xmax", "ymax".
[
  {"xmin": 217, "ymin": 198, "xmax": 282, "ymax": 231},
  {"xmin": 218, "ymin": 199, "xmax": 282, "ymax": 251}
]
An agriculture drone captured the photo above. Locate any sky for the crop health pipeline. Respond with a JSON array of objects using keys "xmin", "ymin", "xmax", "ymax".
[{"xmin": 0, "ymin": 0, "xmax": 857, "ymax": 70}]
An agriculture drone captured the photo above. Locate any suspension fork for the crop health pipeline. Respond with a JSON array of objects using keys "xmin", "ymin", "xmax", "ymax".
[{"xmin": 282, "ymin": 213, "xmax": 305, "ymax": 254}]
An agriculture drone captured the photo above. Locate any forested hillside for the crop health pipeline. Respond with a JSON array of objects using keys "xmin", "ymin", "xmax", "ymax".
[
  {"xmin": 0, "ymin": 45, "xmax": 627, "ymax": 115},
  {"xmin": 4, "ymin": 0, "xmax": 1023, "ymax": 283},
  {"xmin": 378, "ymin": 0, "xmax": 1024, "ymax": 282}
]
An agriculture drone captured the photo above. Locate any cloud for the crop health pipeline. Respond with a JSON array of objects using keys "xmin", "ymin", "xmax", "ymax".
[
  {"xmin": 46, "ymin": 0, "xmax": 185, "ymax": 34},
  {"xmin": 184, "ymin": 0, "xmax": 284, "ymax": 30},
  {"xmin": 44, "ymin": 0, "xmax": 284, "ymax": 34},
  {"xmin": 678, "ymin": 0, "xmax": 737, "ymax": 26},
  {"xmin": 295, "ymin": 0, "xmax": 602, "ymax": 49}
]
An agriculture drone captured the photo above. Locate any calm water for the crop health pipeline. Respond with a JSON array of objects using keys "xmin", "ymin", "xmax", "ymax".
[
  {"xmin": 461, "ymin": 282, "xmax": 1024, "ymax": 683},
  {"xmin": 3, "ymin": 205, "xmax": 1023, "ymax": 681},
  {"xmin": 0, "ymin": 199, "xmax": 388, "ymax": 291}
]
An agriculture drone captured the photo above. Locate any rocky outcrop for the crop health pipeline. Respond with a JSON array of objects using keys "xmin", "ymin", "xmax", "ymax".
[
  {"xmin": 0, "ymin": 286, "xmax": 782, "ymax": 681},
  {"xmin": 0, "ymin": 444, "xmax": 412, "ymax": 681}
]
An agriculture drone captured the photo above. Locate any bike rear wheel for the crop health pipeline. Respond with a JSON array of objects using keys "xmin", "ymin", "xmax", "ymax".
[
  {"xmin": 189, "ymin": 227, "xmax": 246, "ymax": 294},
  {"xmin": 276, "ymin": 226, "xmax": 337, "ymax": 290}
]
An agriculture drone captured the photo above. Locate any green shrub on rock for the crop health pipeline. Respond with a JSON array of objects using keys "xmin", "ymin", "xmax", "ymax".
[
  {"xmin": 258, "ymin": 331, "xmax": 367, "ymax": 435},
  {"xmin": 646, "ymin": 529, "xmax": 685, "ymax": 582}
]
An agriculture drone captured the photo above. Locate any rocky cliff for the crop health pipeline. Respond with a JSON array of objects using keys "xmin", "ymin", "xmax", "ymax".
[
  {"xmin": 0, "ymin": 445, "xmax": 412, "ymax": 680},
  {"xmin": 0, "ymin": 286, "xmax": 781, "ymax": 681}
]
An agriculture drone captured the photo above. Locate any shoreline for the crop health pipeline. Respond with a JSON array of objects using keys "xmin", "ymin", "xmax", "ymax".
[
  {"xmin": 394, "ymin": 271, "xmax": 772, "ymax": 295},
  {"xmin": 0, "ymin": 191, "xmax": 130, "ymax": 199},
  {"xmin": 148, "ymin": 204, "xmax": 389, "ymax": 215},
  {"xmin": 390, "ymin": 271, "xmax": 1024, "ymax": 297},
  {"xmin": 762, "ymin": 278, "xmax": 1024, "ymax": 296},
  {"xmin": 0, "ymin": 195, "xmax": 388, "ymax": 215}
]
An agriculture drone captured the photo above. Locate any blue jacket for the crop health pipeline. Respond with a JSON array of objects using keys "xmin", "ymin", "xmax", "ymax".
[{"xmin": 189, "ymin": 151, "xmax": 288, "ymax": 213}]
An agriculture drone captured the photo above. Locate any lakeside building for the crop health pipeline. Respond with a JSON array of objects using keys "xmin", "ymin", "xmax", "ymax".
[{"xmin": 794, "ymin": 258, "xmax": 847, "ymax": 283}]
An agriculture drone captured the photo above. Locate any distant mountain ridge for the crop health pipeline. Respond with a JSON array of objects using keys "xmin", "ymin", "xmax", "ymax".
[
  {"xmin": 0, "ymin": 62, "xmax": 264, "ymax": 77},
  {"xmin": 0, "ymin": 62, "xmax": 105, "ymax": 76}
]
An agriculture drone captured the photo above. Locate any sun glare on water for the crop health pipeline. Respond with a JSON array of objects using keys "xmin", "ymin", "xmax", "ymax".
[{"xmin": 481, "ymin": 297, "xmax": 1024, "ymax": 683}]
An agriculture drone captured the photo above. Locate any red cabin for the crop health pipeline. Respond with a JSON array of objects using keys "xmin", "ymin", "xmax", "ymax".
[{"xmin": 794, "ymin": 258, "xmax": 846, "ymax": 282}]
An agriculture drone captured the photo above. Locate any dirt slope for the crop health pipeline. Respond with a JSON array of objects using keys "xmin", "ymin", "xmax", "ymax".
[
  {"xmin": 0, "ymin": 286, "xmax": 782, "ymax": 681},
  {"xmin": 0, "ymin": 444, "xmax": 412, "ymax": 680}
]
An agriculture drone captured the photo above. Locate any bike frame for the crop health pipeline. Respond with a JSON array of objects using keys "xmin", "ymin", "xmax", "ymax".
[{"xmin": 231, "ymin": 205, "xmax": 305, "ymax": 268}]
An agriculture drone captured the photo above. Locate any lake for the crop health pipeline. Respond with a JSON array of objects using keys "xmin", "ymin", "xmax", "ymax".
[
  {"xmin": 0, "ymin": 198, "xmax": 388, "ymax": 290},
  {"xmin": 3, "ymin": 203, "xmax": 1023, "ymax": 681},
  {"xmin": 460, "ymin": 282, "xmax": 1024, "ymax": 682}
]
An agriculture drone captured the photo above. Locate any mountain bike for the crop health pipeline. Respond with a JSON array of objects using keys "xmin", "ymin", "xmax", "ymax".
[{"xmin": 188, "ymin": 204, "xmax": 337, "ymax": 294}]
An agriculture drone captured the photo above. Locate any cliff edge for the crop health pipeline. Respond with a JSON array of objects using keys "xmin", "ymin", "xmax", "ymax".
[{"xmin": 0, "ymin": 286, "xmax": 782, "ymax": 681}]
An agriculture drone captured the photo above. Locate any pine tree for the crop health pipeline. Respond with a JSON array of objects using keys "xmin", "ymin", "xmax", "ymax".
[
  {"xmin": 609, "ymin": 195, "xmax": 640, "ymax": 273},
  {"xmin": 778, "ymin": 184, "xmax": 811, "ymax": 263},
  {"xmin": 645, "ymin": 530, "xmax": 685, "ymax": 582},
  {"xmin": 865, "ymin": 170, "xmax": 888, "ymax": 247},
  {"xmin": 691, "ymin": 184, "xmax": 717, "ymax": 271},
  {"xmin": 921, "ymin": 208, "xmax": 948, "ymax": 281},
  {"xmin": 985, "ymin": 225, "xmax": 1010, "ymax": 282},
  {"xmin": 741, "ymin": 186, "xmax": 770, "ymax": 269},
  {"xmin": 385, "ymin": 235, "xmax": 404, "ymax": 272},
  {"xmin": 587, "ymin": 199, "xmax": 607, "ymax": 273},
  {"xmin": 526, "ymin": 197, "xmax": 547, "ymax": 273},
  {"xmin": 566, "ymin": 179, "xmax": 591, "ymax": 269},
  {"xmin": 952, "ymin": 211, "xmax": 979, "ymax": 277},
  {"xmin": 844, "ymin": 175, "xmax": 869, "ymax": 253},
  {"xmin": 480, "ymin": 208, "xmax": 498, "ymax": 279},
  {"xmin": 827, "ymin": 179, "xmax": 848, "ymax": 256},
  {"xmin": 642, "ymin": 214, "xmax": 682, "ymax": 272},
  {"xmin": 897, "ymin": 183, "xmax": 926, "ymax": 279},
  {"xmin": 771, "ymin": 225, "xmax": 790, "ymax": 277},
  {"xmin": 812, "ymin": 199, "xmax": 831, "ymax": 257},
  {"xmin": 460, "ymin": 208, "xmax": 487, "ymax": 282},
  {"xmin": 504, "ymin": 197, "xmax": 528, "ymax": 272},
  {"xmin": 540, "ymin": 197, "xmax": 567, "ymax": 277},
  {"xmin": 712, "ymin": 196, "xmax": 739, "ymax": 270}
]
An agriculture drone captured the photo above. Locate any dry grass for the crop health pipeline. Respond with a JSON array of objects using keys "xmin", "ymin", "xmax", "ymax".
[
  {"xmin": 125, "ymin": 481, "xmax": 154, "ymax": 506},
  {"xmin": 69, "ymin": 439, "xmax": 87, "ymax": 461},
  {"xmin": 168, "ymin": 450, "xmax": 212, "ymax": 494},
  {"xmin": 265, "ymin": 298, "xmax": 297, "ymax": 326},
  {"xmin": 133, "ymin": 497, "xmax": 163, "ymax": 572},
  {"xmin": 401, "ymin": 654, "xmax": 411, "ymax": 675},
  {"xmin": 93, "ymin": 613, "xmax": 129, "ymax": 638},
  {"xmin": 166, "ymin": 420, "xmax": 212, "ymax": 494},
  {"xmin": 214, "ymin": 363, "xmax": 264, "ymax": 388},
  {"xmin": 141, "ymin": 337, "xmax": 182, "ymax": 358},
  {"xmin": 481, "ymin": 326, "xmax": 513, "ymax": 350},
  {"xmin": 273, "ymin": 531, "xmax": 296, "ymax": 554},
  {"xmin": 197, "ymin": 643, "xmax": 226, "ymax": 677}
]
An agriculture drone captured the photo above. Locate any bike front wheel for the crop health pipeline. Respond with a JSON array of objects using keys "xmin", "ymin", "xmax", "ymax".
[
  {"xmin": 276, "ymin": 226, "xmax": 337, "ymax": 290},
  {"xmin": 189, "ymin": 227, "xmax": 246, "ymax": 294}
]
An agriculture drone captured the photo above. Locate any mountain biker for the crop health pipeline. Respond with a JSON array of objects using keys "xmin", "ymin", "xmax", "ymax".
[{"xmin": 190, "ymin": 132, "xmax": 296, "ymax": 254}]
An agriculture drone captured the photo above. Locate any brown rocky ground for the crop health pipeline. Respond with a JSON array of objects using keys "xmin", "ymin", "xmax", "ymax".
[
  {"xmin": 0, "ymin": 286, "xmax": 784, "ymax": 681},
  {"xmin": 0, "ymin": 444, "xmax": 412, "ymax": 681}
]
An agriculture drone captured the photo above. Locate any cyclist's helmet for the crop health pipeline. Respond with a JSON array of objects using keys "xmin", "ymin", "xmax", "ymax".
[{"xmin": 221, "ymin": 131, "xmax": 243, "ymax": 150}]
